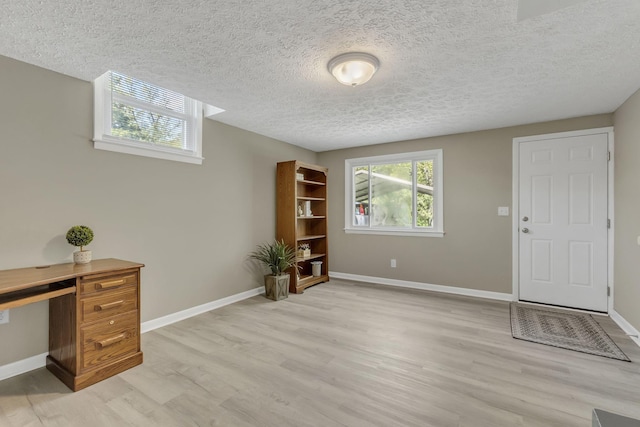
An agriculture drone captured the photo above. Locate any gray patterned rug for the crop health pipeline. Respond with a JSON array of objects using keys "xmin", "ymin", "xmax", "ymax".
[{"xmin": 510, "ymin": 303, "xmax": 630, "ymax": 362}]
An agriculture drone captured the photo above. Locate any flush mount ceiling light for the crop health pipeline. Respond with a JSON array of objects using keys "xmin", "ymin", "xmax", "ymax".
[{"xmin": 328, "ymin": 52, "xmax": 379, "ymax": 87}]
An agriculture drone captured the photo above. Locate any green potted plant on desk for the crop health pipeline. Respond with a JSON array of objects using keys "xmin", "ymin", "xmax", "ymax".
[
  {"xmin": 66, "ymin": 225, "xmax": 94, "ymax": 264},
  {"xmin": 249, "ymin": 240, "xmax": 297, "ymax": 301}
]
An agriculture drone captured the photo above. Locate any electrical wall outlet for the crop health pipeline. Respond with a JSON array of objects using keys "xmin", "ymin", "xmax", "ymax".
[
  {"xmin": 0, "ymin": 310, "xmax": 9, "ymax": 325},
  {"xmin": 390, "ymin": 259, "xmax": 397, "ymax": 268},
  {"xmin": 498, "ymin": 206, "xmax": 510, "ymax": 216}
]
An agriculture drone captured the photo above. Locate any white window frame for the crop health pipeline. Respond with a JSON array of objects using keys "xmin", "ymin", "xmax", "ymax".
[
  {"xmin": 93, "ymin": 71, "xmax": 204, "ymax": 165},
  {"xmin": 344, "ymin": 149, "xmax": 444, "ymax": 237}
]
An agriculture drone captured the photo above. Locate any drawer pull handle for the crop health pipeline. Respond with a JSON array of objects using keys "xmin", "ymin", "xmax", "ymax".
[
  {"xmin": 96, "ymin": 279, "xmax": 125, "ymax": 289},
  {"xmin": 95, "ymin": 300, "xmax": 124, "ymax": 311},
  {"xmin": 96, "ymin": 334, "xmax": 125, "ymax": 349}
]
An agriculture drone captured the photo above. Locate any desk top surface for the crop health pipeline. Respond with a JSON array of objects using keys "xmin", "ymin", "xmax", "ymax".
[
  {"xmin": 0, "ymin": 258, "xmax": 144, "ymax": 295},
  {"xmin": 594, "ymin": 409, "xmax": 640, "ymax": 427}
]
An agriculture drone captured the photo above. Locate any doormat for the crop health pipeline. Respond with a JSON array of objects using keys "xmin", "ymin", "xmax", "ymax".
[{"xmin": 510, "ymin": 303, "xmax": 630, "ymax": 362}]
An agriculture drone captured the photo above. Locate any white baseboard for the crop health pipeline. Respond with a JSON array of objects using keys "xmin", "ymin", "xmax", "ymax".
[
  {"xmin": 0, "ymin": 352, "xmax": 48, "ymax": 382},
  {"xmin": 329, "ymin": 271, "xmax": 513, "ymax": 302},
  {"xmin": 141, "ymin": 286, "xmax": 264, "ymax": 333},
  {"xmin": 610, "ymin": 309, "xmax": 640, "ymax": 348},
  {"xmin": 0, "ymin": 286, "xmax": 265, "ymax": 382}
]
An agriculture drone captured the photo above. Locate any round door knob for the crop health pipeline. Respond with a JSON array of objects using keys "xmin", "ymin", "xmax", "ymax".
[
  {"xmin": 522, "ymin": 228, "xmax": 529, "ymax": 233},
  {"xmin": 522, "ymin": 216, "xmax": 529, "ymax": 222}
]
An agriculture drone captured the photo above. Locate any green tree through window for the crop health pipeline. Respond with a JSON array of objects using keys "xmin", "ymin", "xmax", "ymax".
[
  {"xmin": 364, "ymin": 161, "xmax": 433, "ymax": 227},
  {"xmin": 347, "ymin": 149, "xmax": 442, "ymax": 235},
  {"xmin": 110, "ymin": 72, "xmax": 185, "ymax": 149}
]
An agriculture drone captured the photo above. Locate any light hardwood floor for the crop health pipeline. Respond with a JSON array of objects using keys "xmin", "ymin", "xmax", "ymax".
[{"xmin": 1, "ymin": 279, "xmax": 640, "ymax": 426}]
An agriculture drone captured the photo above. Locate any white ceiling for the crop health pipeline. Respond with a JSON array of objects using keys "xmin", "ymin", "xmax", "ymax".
[{"xmin": 1, "ymin": 0, "xmax": 639, "ymax": 152}]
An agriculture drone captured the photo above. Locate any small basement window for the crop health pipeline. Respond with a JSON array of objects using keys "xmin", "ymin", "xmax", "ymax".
[{"xmin": 94, "ymin": 71, "xmax": 206, "ymax": 164}]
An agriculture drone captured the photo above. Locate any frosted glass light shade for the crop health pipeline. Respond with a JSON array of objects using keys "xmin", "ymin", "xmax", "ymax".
[{"xmin": 328, "ymin": 52, "xmax": 379, "ymax": 86}]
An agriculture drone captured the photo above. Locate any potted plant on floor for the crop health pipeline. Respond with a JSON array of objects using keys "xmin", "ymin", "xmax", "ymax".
[
  {"xmin": 66, "ymin": 225, "xmax": 94, "ymax": 264},
  {"xmin": 249, "ymin": 240, "xmax": 297, "ymax": 301}
]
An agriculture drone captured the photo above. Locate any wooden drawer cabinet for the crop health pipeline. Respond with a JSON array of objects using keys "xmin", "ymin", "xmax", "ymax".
[
  {"xmin": 81, "ymin": 312, "xmax": 139, "ymax": 370},
  {"xmin": 80, "ymin": 271, "xmax": 139, "ymax": 295},
  {"xmin": 80, "ymin": 285, "xmax": 138, "ymax": 323},
  {"xmin": 45, "ymin": 259, "xmax": 144, "ymax": 391}
]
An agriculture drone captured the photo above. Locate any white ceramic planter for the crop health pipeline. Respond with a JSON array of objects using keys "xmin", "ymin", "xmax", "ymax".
[
  {"xmin": 311, "ymin": 261, "xmax": 323, "ymax": 277},
  {"xmin": 73, "ymin": 250, "xmax": 92, "ymax": 264}
]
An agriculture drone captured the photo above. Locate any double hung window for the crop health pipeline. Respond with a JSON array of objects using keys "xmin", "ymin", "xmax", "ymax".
[
  {"xmin": 94, "ymin": 71, "xmax": 203, "ymax": 164},
  {"xmin": 345, "ymin": 150, "xmax": 444, "ymax": 237}
]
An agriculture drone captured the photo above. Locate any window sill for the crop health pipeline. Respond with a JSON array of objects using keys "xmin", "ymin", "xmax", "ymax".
[
  {"xmin": 94, "ymin": 138, "xmax": 203, "ymax": 165},
  {"xmin": 344, "ymin": 228, "xmax": 445, "ymax": 238}
]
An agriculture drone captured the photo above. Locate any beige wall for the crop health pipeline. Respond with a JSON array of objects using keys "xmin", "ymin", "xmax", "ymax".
[
  {"xmin": 0, "ymin": 51, "xmax": 635, "ymax": 368},
  {"xmin": 318, "ymin": 115, "xmax": 613, "ymax": 294},
  {"xmin": 0, "ymin": 55, "xmax": 316, "ymax": 365},
  {"xmin": 613, "ymin": 88, "xmax": 640, "ymax": 332}
]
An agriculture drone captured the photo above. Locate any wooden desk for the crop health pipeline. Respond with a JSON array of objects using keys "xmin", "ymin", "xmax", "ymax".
[
  {"xmin": 0, "ymin": 258, "xmax": 144, "ymax": 391},
  {"xmin": 593, "ymin": 409, "xmax": 640, "ymax": 427}
]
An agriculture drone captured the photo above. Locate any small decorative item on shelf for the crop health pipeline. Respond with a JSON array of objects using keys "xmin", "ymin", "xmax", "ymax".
[
  {"xmin": 298, "ymin": 204, "xmax": 304, "ymax": 217},
  {"xmin": 249, "ymin": 240, "xmax": 298, "ymax": 301},
  {"xmin": 297, "ymin": 243, "xmax": 311, "ymax": 258},
  {"xmin": 296, "ymin": 172, "xmax": 304, "ymax": 181},
  {"xmin": 305, "ymin": 200, "xmax": 312, "ymax": 216},
  {"xmin": 66, "ymin": 225, "xmax": 94, "ymax": 264},
  {"xmin": 311, "ymin": 261, "xmax": 323, "ymax": 277}
]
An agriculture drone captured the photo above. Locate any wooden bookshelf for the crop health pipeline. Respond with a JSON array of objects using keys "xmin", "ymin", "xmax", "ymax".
[{"xmin": 277, "ymin": 160, "xmax": 329, "ymax": 293}]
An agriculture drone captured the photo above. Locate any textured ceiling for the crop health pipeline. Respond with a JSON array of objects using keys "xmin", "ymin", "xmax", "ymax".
[{"xmin": 1, "ymin": 0, "xmax": 639, "ymax": 152}]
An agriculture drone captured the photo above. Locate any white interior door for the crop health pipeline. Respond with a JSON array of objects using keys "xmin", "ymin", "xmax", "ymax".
[{"xmin": 518, "ymin": 132, "xmax": 609, "ymax": 312}]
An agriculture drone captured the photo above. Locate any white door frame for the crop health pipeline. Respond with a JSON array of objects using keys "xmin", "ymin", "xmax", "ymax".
[{"xmin": 511, "ymin": 127, "xmax": 614, "ymax": 312}]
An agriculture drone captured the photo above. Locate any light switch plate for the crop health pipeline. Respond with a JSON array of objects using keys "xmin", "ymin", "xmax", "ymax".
[
  {"xmin": 498, "ymin": 207, "xmax": 510, "ymax": 216},
  {"xmin": 0, "ymin": 310, "xmax": 9, "ymax": 325}
]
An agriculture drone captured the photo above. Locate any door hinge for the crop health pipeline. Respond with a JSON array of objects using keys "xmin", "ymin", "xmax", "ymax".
[
  {"xmin": 607, "ymin": 286, "xmax": 611, "ymax": 297},
  {"xmin": 608, "ymin": 151, "xmax": 611, "ymax": 161},
  {"xmin": 607, "ymin": 219, "xmax": 611, "ymax": 229}
]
